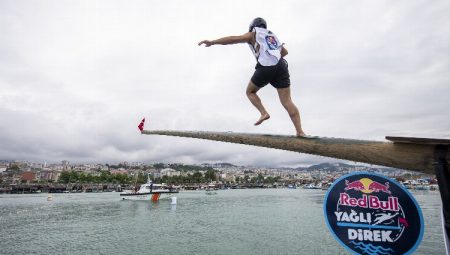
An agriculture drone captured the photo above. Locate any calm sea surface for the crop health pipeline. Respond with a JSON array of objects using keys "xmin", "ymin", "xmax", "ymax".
[{"xmin": 0, "ymin": 189, "xmax": 445, "ymax": 255}]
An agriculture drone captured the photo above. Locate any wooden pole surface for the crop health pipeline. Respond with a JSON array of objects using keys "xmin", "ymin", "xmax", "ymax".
[{"xmin": 142, "ymin": 130, "xmax": 450, "ymax": 175}]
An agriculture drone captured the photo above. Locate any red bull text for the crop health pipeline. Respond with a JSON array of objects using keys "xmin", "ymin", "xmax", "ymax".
[{"xmin": 339, "ymin": 193, "xmax": 399, "ymax": 211}]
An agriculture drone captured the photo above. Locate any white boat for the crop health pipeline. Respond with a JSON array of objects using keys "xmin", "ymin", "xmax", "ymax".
[
  {"xmin": 415, "ymin": 185, "xmax": 431, "ymax": 191},
  {"xmin": 120, "ymin": 180, "xmax": 178, "ymax": 201},
  {"xmin": 303, "ymin": 183, "xmax": 322, "ymax": 189}
]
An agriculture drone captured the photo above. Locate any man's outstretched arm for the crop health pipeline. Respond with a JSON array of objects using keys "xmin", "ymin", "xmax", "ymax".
[{"xmin": 198, "ymin": 32, "xmax": 253, "ymax": 47}]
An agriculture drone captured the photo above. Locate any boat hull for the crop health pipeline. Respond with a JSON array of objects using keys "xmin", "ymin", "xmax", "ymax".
[{"xmin": 120, "ymin": 191, "xmax": 178, "ymax": 201}]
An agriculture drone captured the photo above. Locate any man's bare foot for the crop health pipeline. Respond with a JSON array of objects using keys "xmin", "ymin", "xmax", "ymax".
[
  {"xmin": 254, "ymin": 114, "xmax": 270, "ymax": 125},
  {"xmin": 297, "ymin": 133, "xmax": 319, "ymax": 139}
]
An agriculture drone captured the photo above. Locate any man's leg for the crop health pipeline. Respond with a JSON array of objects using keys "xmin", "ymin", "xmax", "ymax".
[
  {"xmin": 246, "ymin": 81, "xmax": 270, "ymax": 125},
  {"xmin": 276, "ymin": 87, "xmax": 306, "ymax": 136}
]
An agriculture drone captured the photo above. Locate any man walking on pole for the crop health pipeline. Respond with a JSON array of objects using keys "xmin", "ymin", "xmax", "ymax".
[{"xmin": 199, "ymin": 17, "xmax": 310, "ymax": 137}]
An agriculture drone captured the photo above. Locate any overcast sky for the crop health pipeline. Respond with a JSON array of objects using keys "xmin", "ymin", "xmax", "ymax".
[{"xmin": 0, "ymin": 0, "xmax": 449, "ymax": 167}]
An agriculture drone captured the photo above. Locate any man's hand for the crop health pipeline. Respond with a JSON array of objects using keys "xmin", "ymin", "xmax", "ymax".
[{"xmin": 198, "ymin": 40, "xmax": 214, "ymax": 47}]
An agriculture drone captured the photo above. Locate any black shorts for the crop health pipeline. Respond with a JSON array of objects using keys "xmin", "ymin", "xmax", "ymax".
[{"xmin": 251, "ymin": 58, "xmax": 290, "ymax": 89}]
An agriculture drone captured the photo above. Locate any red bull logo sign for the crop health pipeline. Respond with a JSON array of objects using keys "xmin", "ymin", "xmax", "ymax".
[{"xmin": 324, "ymin": 172, "xmax": 424, "ymax": 255}]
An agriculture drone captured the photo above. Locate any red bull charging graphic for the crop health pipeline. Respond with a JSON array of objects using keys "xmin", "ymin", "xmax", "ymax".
[{"xmin": 324, "ymin": 172, "xmax": 424, "ymax": 255}]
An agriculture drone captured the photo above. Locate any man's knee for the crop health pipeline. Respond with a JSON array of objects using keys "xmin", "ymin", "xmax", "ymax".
[
  {"xmin": 246, "ymin": 89, "xmax": 256, "ymax": 97},
  {"xmin": 280, "ymin": 97, "xmax": 291, "ymax": 108},
  {"xmin": 246, "ymin": 85, "xmax": 259, "ymax": 95}
]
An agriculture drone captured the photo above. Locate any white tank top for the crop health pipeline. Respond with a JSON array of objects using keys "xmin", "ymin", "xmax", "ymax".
[{"xmin": 248, "ymin": 27, "xmax": 283, "ymax": 66}]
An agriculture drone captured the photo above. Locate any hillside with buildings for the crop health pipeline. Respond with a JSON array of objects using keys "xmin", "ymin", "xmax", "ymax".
[{"xmin": 0, "ymin": 160, "xmax": 436, "ymax": 193}]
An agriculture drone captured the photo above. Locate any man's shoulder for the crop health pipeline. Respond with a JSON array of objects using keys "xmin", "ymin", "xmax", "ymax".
[{"xmin": 241, "ymin": 32, "xmax": 254, "ymax": 42}]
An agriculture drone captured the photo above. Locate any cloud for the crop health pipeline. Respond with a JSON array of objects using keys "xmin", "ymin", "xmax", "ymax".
[{"xmin": 0, "ymin": 0, "xmax": 449, "ymax": 166}]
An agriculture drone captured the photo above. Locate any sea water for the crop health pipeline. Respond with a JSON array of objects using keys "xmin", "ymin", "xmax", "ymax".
[{"xmin": 0, "ymin": 189, "xmax": 445, "ymax": 255}]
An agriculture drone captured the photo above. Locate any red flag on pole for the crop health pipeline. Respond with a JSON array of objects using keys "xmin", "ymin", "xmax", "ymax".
[{"xmin": 138, "ymin": 118, "xmax": 145, "ymax": 132}]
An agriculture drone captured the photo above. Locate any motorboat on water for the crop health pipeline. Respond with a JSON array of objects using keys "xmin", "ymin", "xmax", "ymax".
[
  {"xmin": 303, "ymin": 183, "xmax": 322, "ymax": 189},
  {"xmin": 120, "ymin": 180, "xmax": 178, "ymax": 201}
]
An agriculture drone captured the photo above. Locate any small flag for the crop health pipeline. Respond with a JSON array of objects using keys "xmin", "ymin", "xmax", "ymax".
[{"xmin": 138, "ymin": 118, "xmax": 145, "ymax": 132}]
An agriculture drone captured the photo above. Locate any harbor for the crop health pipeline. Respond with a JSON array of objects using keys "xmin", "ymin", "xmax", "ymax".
[{"xmin": 0, "ymin": 178, "xmax": 439, "ymax": 194}]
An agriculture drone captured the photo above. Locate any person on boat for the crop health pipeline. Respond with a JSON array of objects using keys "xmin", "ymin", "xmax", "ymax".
[{"xmin": 198, "ymin": 17, "xmax": 307, "ymax": 137}]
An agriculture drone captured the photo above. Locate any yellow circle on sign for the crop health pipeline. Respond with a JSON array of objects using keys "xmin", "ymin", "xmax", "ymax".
[{"xmin": 359, "ymin": 178, "xmax": 374, "ymax": 193}]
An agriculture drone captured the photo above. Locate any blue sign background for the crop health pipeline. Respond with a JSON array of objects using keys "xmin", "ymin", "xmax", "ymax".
[{"xmin": 323, "ymin": 172, "xmax": 424, "ymax": 255}]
